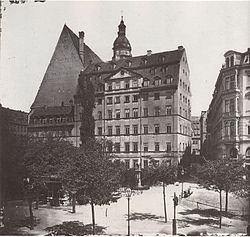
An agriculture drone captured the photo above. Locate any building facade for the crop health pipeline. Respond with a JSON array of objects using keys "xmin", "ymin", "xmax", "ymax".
[
  {"xmin": 207, "ymin": 48, "xmax": 250, "ymax": 170},
  {"xmin": 77, "ymin": 18, "xmax": 192, "ymax": 168},
  {"xmin": 28, "ymin": 25, "xmax": 101, "ymax": 145},
  {"xmin": 191, "ymin": 116, "xmax": 201, "ymax": 155},
  {"xmin": 200, "ymin": 110, "xmax": 208, "ymax": 152}
]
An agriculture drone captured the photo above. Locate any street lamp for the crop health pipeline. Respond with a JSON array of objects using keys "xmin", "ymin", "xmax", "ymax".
[
  {"xmin": 181, "ymin": 169, "xmax": 184, "ymax": 198},
  {"xmin": 125, "ymin": 188, "xmax": 132, "ymax": 236}
]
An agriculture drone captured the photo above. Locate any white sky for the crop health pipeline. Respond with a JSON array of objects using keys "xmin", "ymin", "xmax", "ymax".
[{"xmin": 0, "ymin": 1, "xmax": 250, "ymax": 115}]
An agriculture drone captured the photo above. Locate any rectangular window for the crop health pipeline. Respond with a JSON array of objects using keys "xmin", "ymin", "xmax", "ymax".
[
  {"xmin": 107, "ymin": 97, "xmax": 113, "ymax": 105},
  {"xmin": 133, "ymin": 125, "xmax": 138, "ymax": 135},
  {"xmin": 125, "ymin": 109, "xmax": 130, "ymax": 118},
  {"xmin": 115, "ymin": 81, "xmax": 120, "ymax": 90},
  {"xmin": 166, "ymin": 125, "xmax": 171, "ymax": 134},
  {"xmin": 143, "ymin": 125, "xmax": 148, "ymax": 134},
  {"xmin": 108, "ymin": 110, "xmax": 112, "ymax": 119},
  {"xmin": 114, "ymin": 143, "xmax": 120, "ymax": 153},
  {"xmin": 125, "ymin": 125, "xmax": 130, "ymax": 135},
  {"xmin": 225, "ymin": 100, "xmax": 230, "ymax": 112},
  {"xmin": 115, "ymin": 96, "xmax": 120, "ymax": 104},
  {"xmin": 230, "ymin": 76, "xmax": 235, "ymax": 89},
  {"xmin": 115, "ymin": 126, "xmax": 120, "ymax": 135},
  {"xmin": 154, "ymin": 92, "xmax": 160, "ymax": 100},
  {"xmin": 108, "ymin": 83, "xmax": 112, "ymax": 91},
  {"xmin": 180, "ymin": 124, "xmax": 182, "ymax": 133},
  {"xmin": 125, "ymin": 81, "xmax": 130, "ymax": 89},
  {"xmin": 166, "ymin": 142, "xmax": 171, "ymax": 152},
  {"xmin": 98, "ymin": 98, "xmax": 102, "ymax": 105},
  {"xmin": 230, "ymin": 99, "xmax": 235, "ymax": 112},
  {"xmin": 143, "ymin": 160, "xmax": 149, "ymax": 168},
  {"xmin": 143, "ymin": 143, "xmax": 148, "ymax": 152},
  {"xmin": 98, "ymin": 127, "xmax": 102, "ymax": 136},
  {"xmin": 98, "ymin": 111, "xmax": 102, "ymax": 120},
  {"xmin": 180, "ymin": 107, "xmax": 182, "ymax": 115},
  {"xmin": 133, "ymin": 94, "xmax": 139, "ymax": 102},
  {"xmin": 180, "ymin": 93, "xmax": 182, "ymax": 101},
  {"xmin": 166, "ymin": 105, "xmax": 172, "ymax": 115},
  {"xmin": 154, "ymin": 107, "xmax": 160, "ymax": 116},
  {"xmin": 155, "ymin": 142, "xmax": 160, "ymax": 152},
  {"xmin": 248, "ymin": 126, "xmax": 250, "ymax": 135},
  {"xmin": 132, "ymin": 79, "xmax": 138, "ymax": 87},
  {"xmin": 125, "ymin": 160, "xmax": 130, "ymax": 169},
  {"xmin": 133, "ymin": 159, "xmax": 139, "ymax": 168},
  {"xmin": 143, "ymin": 80, "xmax": 149, "ymax": 87},
  {"xmin": 154, "ymin": 124, "xmax": 160, "ymax": 134},
  {"xmin": 133, "ymin": 142, "xmax": 138, "ymax": 152},
  {"xmin": 133, "ymin": 108, "xmax": 139, "ymax": 118},
  {"xmin": 107, "ymin": 143, "xmax": 112, "ymax": 153},
  {"xmin": 124, "ymin": 95, "xmax": 130, "ymax": 103},
  {"xmin": 143, "ymin": 108, "xmax": 148, "ymax": 117},
  {"xmin": 107, "ymin": 126, "xmax": 112, "ymax": 136},
  {"xmin": 125, "ymin": 142, "xmax": 130, "ymax": 153},
  {"xmin": 142, "ymin": 93, "xmax": 148, "ymax": 101},
  {"xmin": 115, "ymin": 109, "xmax": 120, "ymax": 119}
]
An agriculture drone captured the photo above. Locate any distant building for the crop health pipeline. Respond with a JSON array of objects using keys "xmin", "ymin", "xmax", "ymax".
[
  {"xmin": 28, "ymin": 25, "xmax": 102, "ymax": 146},
  {"xmin": 200, "ymin": 110, "xmax": 208, "ymax": 152},
  {"xmin": 207, "ymin": 48, "xmax": 250, "ymax": 170},
  {"xmin": 0, "ymin": 105, "xmax": 28, "ymax": 209},
  {"xmin": 76, "ymin": 18, "xmax": 192, "ymax": 168},
  {"xmin": 191, "ymin": 116, "xmax": 200, "ymax": 155}
]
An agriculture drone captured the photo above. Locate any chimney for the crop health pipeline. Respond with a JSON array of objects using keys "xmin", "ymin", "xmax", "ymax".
[
  {"xmin": 79, "ymin": 31, "xmax": 85, "ymax": 64},
  {"xmin": 178, "ymin": 45, "xmax": 184, "ymax": 50},
  {"xmin": 147, "ymin": 50, "xmax": 152, "ymax": 56}
]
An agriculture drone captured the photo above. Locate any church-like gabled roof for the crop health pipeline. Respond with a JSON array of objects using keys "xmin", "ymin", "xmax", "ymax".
[{"xmin": 31, "ymin": 24, "xmax": 102, "ymax": 109}]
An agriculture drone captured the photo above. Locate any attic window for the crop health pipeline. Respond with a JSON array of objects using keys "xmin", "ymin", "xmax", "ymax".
[
  {"xmin": 160, "ymin": 55, "xmax": 165, "ymax": 62},
  {"xmin": 165, "ymin": 75, "xmax": 173, "ymax": 84},
  {"xmin": 112, "ymin": 63, "xmax": 117, "ymax": 69},
  {"xmin": 142, "ymin": 58, "xmax": 148, "ymax": 65},
  {"xmin": 127, "ymin": 61, "xmax": 132, "ymax": 67},
  {"xmin": 143, "ymin": 79, "xmax": 150, "ymax": 87},
  {"xmin": 154, "ymin": 77, "xmax": 162, "ymax": 86},
  {"xmin": 121, "ymin": 70, "xmax": 125, "ymax": 76},
  {"xmin": 244, "ymin": 55, "xmax": 250, "ymax": 64},
  {"xmin": 96, "ymin": 65, "xmax": 101, "ymax": 71}
]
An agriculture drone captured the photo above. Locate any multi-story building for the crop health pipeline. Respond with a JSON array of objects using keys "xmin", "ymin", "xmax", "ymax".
[
  {"xmin": 28, "ymin": 25, "xmax": 101, "ymax": 145},
  {"xmin": 77, "ymin": 18, "xmax": 192, "ymax": 168},
  {"xmin": 0, "ymin": 105, "xmax": 28, "ymax": 213},
  {"xmin": 207, "ymin": 48, "xmax": 250, "ymax": 170},
  {"xmin": 191, "ymin": 116, "xmax": 201, "ymax": 155},
  {"xmin": 200, "ymin": 110, "xmax": 208, "ymax": 152}
]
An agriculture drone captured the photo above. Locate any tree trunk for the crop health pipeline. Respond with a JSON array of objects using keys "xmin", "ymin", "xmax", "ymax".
[
  {"xmin": 163, "ymin": 182, "xmax": 167, "ymax": 223},
  {"xmin": 225, "ymin": 190, "xmax": 228, "ymax": 213},
  {"xmin": 90, "ymin": 200, "xmax": 96, "ymax": 235},
  {"xmin": 219, "ymin": 189, "xmax": 222, "ymax": 228},
  {"xmin": 28, "ymin": 198, "xmax": 34, "ymax": 230},
  {"xmin": 35, "ymin": 192, "xmax": 39, "ymax": 210},
  {"xmin": 72, "ymin": 193, "xmax": 76, "ymax": 213}
]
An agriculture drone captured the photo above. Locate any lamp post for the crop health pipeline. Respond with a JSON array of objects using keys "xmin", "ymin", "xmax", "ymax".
[
  {"xmin": 172, "ymin": 192, "xmax": 178, "ymax": 235},
  {"xmin": 125, "ymin": 188, "xmax": 132, "ymax": 236},
  {"xmin": 181, "ymin": 169, "xmax": 184, "ymax": 198}
]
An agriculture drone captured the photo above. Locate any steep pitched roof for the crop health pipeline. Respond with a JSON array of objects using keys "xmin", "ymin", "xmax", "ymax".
[
  {"xmin": 31, "ymin": 25, "xmax": 102, "ymax": 109},
  {"xmin": 65, "ymin": 25, "xmax": 101, "ymax": 65}
]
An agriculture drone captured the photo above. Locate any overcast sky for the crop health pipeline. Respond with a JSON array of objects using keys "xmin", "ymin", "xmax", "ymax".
[{"xmin": 0, "ymin": 1, "xmax": 250, "ymax": 115}]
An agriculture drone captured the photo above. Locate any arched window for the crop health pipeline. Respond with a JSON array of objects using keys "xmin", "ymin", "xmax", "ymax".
[
  {"xmin": 230, "ymin": 121, "xmax": 235, "ymax": 136},
  {"xmin": 143, "ymin": 78, "xmax": 150, "ymax": 87},
  {"xmin": 154, "ymin": 77, "xmax": 162, "ymax": 86},
  {"xmin": 226, "ymin": 57, "xmax": 230, "ymax": 68},
  {"xmin": 230, "ymin": 56, "xmax": 234, "ymax": 67},
  {"xmin": 230, "ymin": 147, "xmax": 238, "ymax": 159},
  {"xmin": 246, "ymin": 148, "xmax": 250, "ymax": 159}
]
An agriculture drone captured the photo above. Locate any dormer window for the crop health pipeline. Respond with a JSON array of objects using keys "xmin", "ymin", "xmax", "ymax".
[
  {"xmin": 154, "ymin": 77, "xmax": 162, "ymax": 86},
  {"xmin": 107, "ymin": 83, "xmax": 112, "ymax": 91},
  {"xmin": 150, "ymin": 68, "xmax": 156, "ymax": 75},
  {"xmin": 112, "ymin": 63, "xmax": 117, "ymax": 69},
  {"xmin": 244, "ymin": 55, "xmax": 250, "ymax": 64},
  {"xmin": 96, "ymin": 65, "xmax": 101, "ymax": 71},
  {"xmin": 143, "ymin": 78, "xmax": 150, "ymax": 87},
  {"xmin": 142, "ymin": 58, "xmax": 148, "ymax": 65},
  {"xmin": 127, "ymin": 61, "xmax": 132, "ymax": 67},
  {"xmin": 165, "ymin": 75, "xmax": 173, "ymax": 84},
  {"xmin": 121, "ymin": 70, "xmax": 125, "ymax": 76}
]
